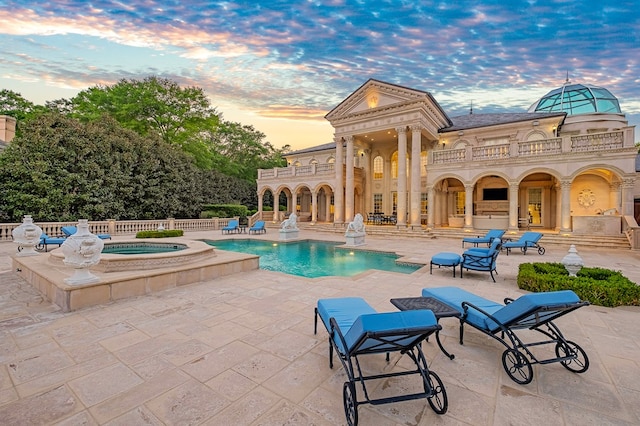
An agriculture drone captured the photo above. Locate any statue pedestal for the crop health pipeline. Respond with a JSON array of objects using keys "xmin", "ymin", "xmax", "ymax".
[
  {"xmin": 345, "ymin": 232, "xmax": 366, "ymax": 246},
  {"xmin": 279, "ymin": 229, "xmax": 299, "ymax": 241}
]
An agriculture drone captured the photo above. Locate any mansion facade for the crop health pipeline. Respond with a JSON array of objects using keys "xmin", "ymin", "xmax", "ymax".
[{"xmin": 256, "ymin": 79, "xmax": 637, "ymax": 236}]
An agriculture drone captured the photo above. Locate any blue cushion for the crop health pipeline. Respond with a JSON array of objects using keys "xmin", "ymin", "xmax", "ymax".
[
  {"xmin": 489, "ymin": 290, "xmax": 580, "ymax": 330},
  {"xmin": 503, "ymin": 232, "xmax": 542, "ymax": 248},
  {"xmin": 317, "ymin": 297, "xmax": 377, "ymax": 343},
  {"xmin": 422, "ymin": 287, "xmax": 503, "ymax": 329},
  {"xmin": 344, "ymin": 310, "xmax": 437, "ymax": 353},
  {"xmin": 432, "ymin": 252, "xmax": 462, "ymax": 266}
]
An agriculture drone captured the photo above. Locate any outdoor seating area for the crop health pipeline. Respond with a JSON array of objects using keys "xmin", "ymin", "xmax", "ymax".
[
  {"xmin": 315, "ymin": 297, "xmax": 447, "ymax": 425},
  {"xmin": 1, "ymin": 231, "xmax": 639, "ymax": 424},
  {"xmin": 421, "ymin": 286, "xmax": 590, "ymax": 384},
  {"xmin": 366, "ymin": 212, "xmax": 397, "ymax": 225}
]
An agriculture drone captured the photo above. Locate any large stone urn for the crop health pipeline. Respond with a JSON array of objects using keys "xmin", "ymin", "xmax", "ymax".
[
  {"xmin": 61, "ymin": 219, "xmax": 104, "ymax": 285},
  {"xmin": 12, "ymin": 215, "xmax": 43, "ymax": 256},
  {"xmin": 561, "ymin": 244, "xmax": 584, "ymax": 277}
]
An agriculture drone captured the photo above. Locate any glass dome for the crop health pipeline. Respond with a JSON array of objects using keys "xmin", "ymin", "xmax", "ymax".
[{"xmin": 528, "ymin": 83, "xmax": 621, "ymax": 115}]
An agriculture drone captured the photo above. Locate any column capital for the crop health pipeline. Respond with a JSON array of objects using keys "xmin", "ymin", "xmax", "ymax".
[
  {"xmin": 464, "ymin": 183, "xmax": 474, "ymax": 191},
  {"xmin": 560, "ymin": 179, "xmax": 572, "ymax": 189},
  {"xmin": 622, "ymin": 177, "xmax": 636, "ymax": 188},
  {"xmin": 410, "ymin": 124, "xmax": 422, "ymax": 132},
  {"xmin": 395, "ymin": 126, "xmax": 407, "ymax": 134},
  {"xmin": 344, "ymin": 135, "xmax": 354, "ymax": 143}
]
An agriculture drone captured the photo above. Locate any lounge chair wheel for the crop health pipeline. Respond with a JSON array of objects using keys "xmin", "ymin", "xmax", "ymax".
[
  {"xmin": 555, "ymin": 340, "xmax": 589, "ymax": 373},
  {"xmin": 343, "ymin": 381, "xmax": 358, "ymax": 426},
  {"xmin": 425, "ymin": 370, "xmax": 448, "ymax": 414},
  {"xmin": 502, "ymin": 349, "xmax": 533, "ymax": 384},
  {"xmin": 538, "ymin": 247, "xmax": 545, "ymax": 255}
]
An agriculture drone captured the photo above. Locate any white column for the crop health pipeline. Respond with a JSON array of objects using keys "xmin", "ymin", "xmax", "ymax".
[
  {"xmin": 509, "ymin": 183, "xmax": 519, "ymax": 231},
  {"xmin": 427, "ymin": 185, "xmax": 435, "ymax": 228},
  {"xmin": 396, "ymin": 126, "xmax": 407, "ymax": 227},
  {"xmin": 345, "ymin": 136, "xmax": 355, "ymax": 223},
  {"xmin": 560, "ymin": 180, "xmax": 572, "ymax": 233},
  {"xmin": 410, "ymin": 125, "xmax": 422, "ymax": 229},
  {"xmin": 311, "ymin": 190, "xmax": 317, "ymax": 223},
  {"xmin": 325, "ymin": 192, "xmax": 332, "ymax": 222},
  {"xmin": 257, "ymin": 191, "xmax": 263, "ymax": 218},
  {"xmin": 273, "ymin": 191, "xmax": 280, "ymax": 222},
  {"xmin": 464, "ymin": 184, "xmax": 474, "ymax": 230},
  {"xmin": 334, "ymin": 137, "xmax": 344, "ymax": 224}
]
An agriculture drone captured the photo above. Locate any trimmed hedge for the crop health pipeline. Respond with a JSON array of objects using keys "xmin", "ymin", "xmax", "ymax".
[
  {"xmin": 201, "ymin": 204, "xmax": 248, "ymax": 218},
  {"xmin": 135, "ymin": 229, "xmax": 184, "ymax": 238},
  {"xmin": 518, "ymin": 262, "xmax": 640, "ymax": 307}
]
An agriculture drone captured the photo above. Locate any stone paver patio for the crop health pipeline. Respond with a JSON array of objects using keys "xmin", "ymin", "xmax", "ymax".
[{"xmin": 0, "ymin": 230, "xmax": 639, "ymax": 425}]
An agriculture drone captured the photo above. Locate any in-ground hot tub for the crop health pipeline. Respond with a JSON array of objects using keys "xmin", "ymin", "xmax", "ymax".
[{"xmin": 49, "ymin": 239, "xmax": 214, "ymax": 272}]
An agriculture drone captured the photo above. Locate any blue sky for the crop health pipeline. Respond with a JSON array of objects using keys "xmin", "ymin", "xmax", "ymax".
[{"xmin": 0, "ymin": 0, "xmax": 638, "ymax": 149}]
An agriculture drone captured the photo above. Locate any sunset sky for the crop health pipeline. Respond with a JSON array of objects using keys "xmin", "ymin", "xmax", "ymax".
[{"xmin": 1, "ymin": 1, "xmax": 638, "ymax": 150}]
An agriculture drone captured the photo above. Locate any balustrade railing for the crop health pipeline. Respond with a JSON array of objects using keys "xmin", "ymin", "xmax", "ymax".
[
  {"xmin": 518, "ymin": 138, "xmax": 562, "ymax": 156},
  {"xmin": 258, "ymin": 163, "xmax": 335, "ymax": 180},
  {"xmin": 571, "ymin": 131, "xmax": 624, "ymax": 152},
  {"xmin": 0, "ymin": 218, "xmax": 235, "ymax": 242},
  {"xmin": 432, "ymin": 148, "xmax": 466, "ymax": 164},
  {"xmin": 472, "ymin": 144, "xmax": 511, "ymax": 161}
]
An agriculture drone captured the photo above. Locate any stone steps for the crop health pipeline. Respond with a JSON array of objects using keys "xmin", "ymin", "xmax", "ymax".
[{"xmin": 280, "ymin": 222, "xmax": 632, "ymax": 250}]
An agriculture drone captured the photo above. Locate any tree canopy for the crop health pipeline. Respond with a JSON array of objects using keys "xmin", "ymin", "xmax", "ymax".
[
  {"xmin": 0, "ymin": 113, "xmax": 257, "ymax": 222},
  {"xmin": 0, "ymin": 77, "xmax": 289, "ymax": 221}
]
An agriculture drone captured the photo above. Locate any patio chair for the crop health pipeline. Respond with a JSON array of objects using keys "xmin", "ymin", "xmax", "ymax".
[
  {"xmin": 502, "ymin": 231, "xmax": 545, "ymax": 255},
  {"xmin": 61, "ymin": 225, "xmax": 111, "ymax": 240},
  {"xmin": 248, "ymin": 220, "xmax": 266, "ymax": 234},
  {"xmin": 314, "ymin": 297, "xmax": 448, "ymax": 425},
  {"xmin": 37, "ymin": 233, "xmax": 67, "ymax": 252},
  {"xmin": 221, "ymin": 219, "xmax": 239, "ymax": 234},
  {"xmin": 421, "ymin": 286, "xmax": 590, "ymax": 384},
  {"xmin": 461, "ymin": 229, "xmax": 505, "ymax": 247},
  {"xmin": 460, "ymin": 237, "xmax": 502, "ymax": 282}
]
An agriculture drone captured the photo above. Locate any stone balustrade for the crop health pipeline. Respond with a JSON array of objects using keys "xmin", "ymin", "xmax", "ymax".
[
  {"xmin": 432, "ymin": 131, "xmax": 625, "ymax": 165},
  {"xmin": 0, "ymin": 218, "xmax": 237, "ymax": 242}
]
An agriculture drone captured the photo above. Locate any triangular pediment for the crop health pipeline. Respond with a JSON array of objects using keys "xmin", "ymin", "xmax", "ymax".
[{"xmin": 325, "ymin": 79, "xmax": 437, "ymax": 120}]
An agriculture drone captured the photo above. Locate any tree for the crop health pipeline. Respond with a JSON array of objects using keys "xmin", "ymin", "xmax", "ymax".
[
  {"xmin": 70, "ymin": 77, "xmax": 220, "ymax": 167},
  {"xmin": 210, "ymin": 121, "xmax": 288, "ymax": 180},
  {"xmin": 0, "ymin": 113, "xmax": 204, "ymax": 221},
  {"xmin": 0, "ymin": 89, "xmax": 47, "ymax": 135}
]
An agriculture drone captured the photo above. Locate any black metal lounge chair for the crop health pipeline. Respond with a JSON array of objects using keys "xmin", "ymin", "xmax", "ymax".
[
  {"xmin": 502, "ymin": 231, "xmax": 545, "ymax": 255},
  {"xmin": 461, "ymin": 229, "xmax": 505, "ymax": 247},
  {"xmin": 314, "ymin": 297, "xmax": 447, "ymax": 426},
  {"xmin": 421, "ymin": 286, "xmax": 590, "ymax": 384}
]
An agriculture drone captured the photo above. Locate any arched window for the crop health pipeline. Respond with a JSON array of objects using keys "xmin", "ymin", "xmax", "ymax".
[
  {"xmin": 373, "ymin": 156, "xmax": 383, "ymax": 179},
  {"xmin": 327, "ymin": 157, "xmax": 335, "ymax": 164},
  {"xmin": 421, "ymin": 151, "xmax": 428, "ymax": 177},
  {"xmin": 391, "ymin": 152, "xmax": 398, "ymax": 178},
  {"xmin": 293, "ymin": 161, "xmax": 301, "ymax": 167},
  {"xmin": 310, "ymin": 159, "xmax": 318, "ymax": 165}
]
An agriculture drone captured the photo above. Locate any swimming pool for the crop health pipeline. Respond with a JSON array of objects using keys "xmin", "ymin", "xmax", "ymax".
[{"xmin": 208, "ymin": 239, "xmax": 421, "ymax": 278}]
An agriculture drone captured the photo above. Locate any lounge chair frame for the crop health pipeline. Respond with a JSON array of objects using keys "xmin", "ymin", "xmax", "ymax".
[
  {"xmin": 314, "ymin": 305, "xmax": 447, "ymax": 425},
  {"xmin": 456, "ymin": 295, "xmax": 590, "ymax": 384}
]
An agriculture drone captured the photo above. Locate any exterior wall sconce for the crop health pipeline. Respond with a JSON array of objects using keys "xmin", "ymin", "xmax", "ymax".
[{"xmin": 533, "ymin": 121, "xmax": 539, "ymax": 126}]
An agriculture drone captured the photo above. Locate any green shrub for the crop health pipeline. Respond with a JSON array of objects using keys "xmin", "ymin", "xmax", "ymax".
[
  {"xmin": 518, "ymin": 262, "xmax": 640, "ymax": 307},
  {"xmin": 201, "ymin": 204, "xmax": 248, "ymax": 218},
  {"xmin": 136, "ymin": 229, "xmax": 184, "ymax": 238}
]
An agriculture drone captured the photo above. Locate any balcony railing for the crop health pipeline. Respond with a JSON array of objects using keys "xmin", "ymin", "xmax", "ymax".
[
  {"xmin": 258, "ymin": 163, "xmax": 335, "ymax": 180},
  {"xmin": 432, "ymin": 131, "xmax": 625, "ymax": 165}
]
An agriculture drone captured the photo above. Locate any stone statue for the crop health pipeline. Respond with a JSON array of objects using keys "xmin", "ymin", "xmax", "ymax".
[
  {"xmin": 281, "ymin": 213, "xmax": 298, "ymax": 230},
  {"xmin": 345, "ymin": 213, "xmax": 366, "ymax": 235}
]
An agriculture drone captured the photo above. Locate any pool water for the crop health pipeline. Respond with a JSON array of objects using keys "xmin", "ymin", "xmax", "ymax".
[
  {"xmin": 102, "ymin": 242, "xmax": 187, "ymax": 255},
  {"xmin": 209, "ymin": 239, "xmax": 421, "ymax": 278}
]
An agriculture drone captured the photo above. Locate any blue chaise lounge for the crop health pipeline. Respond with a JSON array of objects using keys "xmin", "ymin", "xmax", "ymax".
[
  {"xmin": 502, "ymin": 231, "xmax": 545, "ymax": 255},
  {"xmin": 221, "ymin": 220, "xmax": 239, "ymax": 234},
  {"xmin": 248, "ymin": 220, "xmax": 266, "ymax": 234},
  {"xmin": 462, "ymin": 229, "xmax": 505, "ymax": 247},
  {"xmin": 315, "ymin": 297, "xmax": 448, "ymax": 425},
  {"xmin": 421, "ymin": 286, "xmax": 590, "ymax": 384}
]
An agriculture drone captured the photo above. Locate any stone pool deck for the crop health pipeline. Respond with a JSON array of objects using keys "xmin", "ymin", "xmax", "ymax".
[{"xmin": 0, "ymin": 230, "xmax": 639, "ymax": 425}]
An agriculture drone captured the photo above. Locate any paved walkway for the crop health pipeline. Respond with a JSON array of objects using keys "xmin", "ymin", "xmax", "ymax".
[{"xmin": 0, "ymin": 231, "xmax": 639, "ymax": 425}]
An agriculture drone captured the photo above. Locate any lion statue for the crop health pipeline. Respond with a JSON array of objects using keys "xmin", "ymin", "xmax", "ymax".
[
  {"xmin": 345, "ymin": 213, "xmax": 365, "ymax": 235},
  {"xmin": 281, "ymin": 212, "xmax": 298, "ymax": 230}
]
